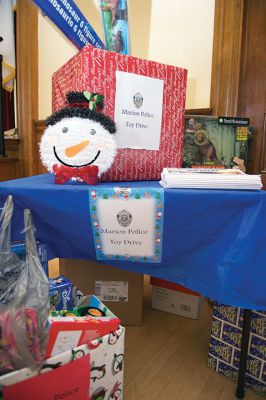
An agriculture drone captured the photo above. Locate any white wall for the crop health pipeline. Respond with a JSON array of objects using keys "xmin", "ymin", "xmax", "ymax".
[
  {"xmin": 38, "ymin": 0, "xmax": 214, "ymax": 119},
  {"xmin": 149, "ymin": 0, "xmax": 215, "ymax": 109},
  {"xmin": 38, "ymin": 16, "xmax": 77, "ymax": 119}
]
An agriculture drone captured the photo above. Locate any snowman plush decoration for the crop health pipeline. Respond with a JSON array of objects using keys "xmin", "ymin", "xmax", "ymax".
[{"xmin": 40, "ymin": 91, "xmax": 117, "ymax": 185}]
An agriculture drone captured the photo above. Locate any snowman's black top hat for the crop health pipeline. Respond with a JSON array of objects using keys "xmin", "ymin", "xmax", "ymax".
[{"xmin": 46, "ymin": 91, "xmax": 116, "ymax": 134}]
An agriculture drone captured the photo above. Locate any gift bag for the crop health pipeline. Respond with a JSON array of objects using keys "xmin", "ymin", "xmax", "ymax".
[
  {"xmin": 3, "ymin": 354, "xmax": 91, "ymax": 400},
  {"xmin": 0, "ymin": 196, "xmax": 50, "ymax": 374}
]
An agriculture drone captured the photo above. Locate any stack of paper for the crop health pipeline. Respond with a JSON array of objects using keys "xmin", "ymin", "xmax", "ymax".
[{"xmin": 160, "ymin": 168, "xmax": 262, "ymax": 190}]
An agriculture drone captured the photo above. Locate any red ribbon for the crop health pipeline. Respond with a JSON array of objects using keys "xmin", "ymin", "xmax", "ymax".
[{"xmin": 53, "ymin": 164, "xmax": 99, "ymax": 185}]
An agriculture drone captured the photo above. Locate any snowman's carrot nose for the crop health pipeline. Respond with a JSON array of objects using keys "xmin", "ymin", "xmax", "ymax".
[{"xmin": 65, "ymin": 140, "xmax": 90, "ymax": 157}]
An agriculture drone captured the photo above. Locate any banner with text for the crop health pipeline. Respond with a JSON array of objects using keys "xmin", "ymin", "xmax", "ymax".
[
  {"xmin": 89, "ymin": 187, "xmax": 164, "ymax": 262},
  {"xmin": 32, "ymin": 0, "xmax": 104, "ymax": 50}
]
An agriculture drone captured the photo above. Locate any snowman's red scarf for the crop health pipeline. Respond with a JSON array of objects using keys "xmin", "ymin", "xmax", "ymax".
[{"xmin": 53, "ymin": 164, "xmax": 99, "ymax": 185}]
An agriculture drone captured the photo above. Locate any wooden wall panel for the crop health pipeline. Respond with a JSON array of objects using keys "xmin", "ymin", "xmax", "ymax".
[
  {"xmin": 33, "ymin": 120, "xmax": 48, "ymax": 175},
  {"xmin": 5, "ymin": 139, "xmax": 20, "ymax": 159},
  {"xmin": 211, "ymin": 0, "xmax": 266, "ymax": 187},
  {"xmin": 210, "ymin": 0, "xmax": 244, "ymax": 116},
  {"xmin": 0, "ymin": 158, "xmax": 19, "ymax": 181},
  {"xmin": 16, "ymin": 0, "xmax": 38, "ymax": 177},
  {"xmin": 0, "ymin": 140, "xmax": 21, "ymax": 181},
  {"xmin": 261, "ymin": 115, "xmax": 266, "ymax": 189},
  {"xmin": 237, "ymin": 0, "xmax": 266, "ymax": 176}
]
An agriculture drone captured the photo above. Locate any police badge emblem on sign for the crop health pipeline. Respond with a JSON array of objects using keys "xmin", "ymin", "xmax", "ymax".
[
  {"xmin": 117, "ymin": 209, "xmax": 132, "ymax": 227},
  {"xmin": 133, "ymin": 92, "xmax": 143, "ymax": 109}
]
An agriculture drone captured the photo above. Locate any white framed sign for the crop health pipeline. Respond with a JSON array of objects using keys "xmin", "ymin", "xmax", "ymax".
[
  {"xmin": 89, "ymin": 187, "xmax": 164, "ymax": 262},
  {"xmin": 114, "ymin": 71, "xmax": 164, "ymax": 150}
]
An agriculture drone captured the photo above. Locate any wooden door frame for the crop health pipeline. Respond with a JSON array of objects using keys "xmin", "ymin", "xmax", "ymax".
[
  {"xmin": 211, "ymin": 0, "xmax": 266, "ymax": 179},
  {"xmin": 16, "ymin": 0, "xmax": 38, "ymax": 177},
  {"xmin": 210, "ymin": 0, "xmax": 244, "ymax": 117}
]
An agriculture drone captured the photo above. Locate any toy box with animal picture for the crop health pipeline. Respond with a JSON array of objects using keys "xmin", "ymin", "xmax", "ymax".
[
  {"xmin": 208, "ymin": 302, "xmax": 266, "ymax": 397},
  {"xmin": 49, "ymin": 275, "xmax": 73, "ymax": 312},
  {"xmin": 0, "ymin": 326, "xmax": 125, "ymax": 400},
  {"xmin": 52, "ymin": 44, "xmax": 187, "ymax": 182},
  {"xmin": 182, "ymin": 115, "xmax": 251, "ymax": 171}
]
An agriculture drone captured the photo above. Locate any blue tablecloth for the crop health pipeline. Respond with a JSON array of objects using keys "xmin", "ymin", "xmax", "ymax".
[{"xmin": 0, "ymin": 174, "xmax": 265, "ymax": 310}]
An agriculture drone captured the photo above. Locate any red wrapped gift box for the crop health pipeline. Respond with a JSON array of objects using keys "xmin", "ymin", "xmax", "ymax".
[{"xmin": 52, "ymin": 45, "xmax": 187, "ymax": 181}]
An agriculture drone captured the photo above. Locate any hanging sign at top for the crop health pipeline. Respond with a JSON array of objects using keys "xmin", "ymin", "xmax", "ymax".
[{"xmin": 32, "ymin": 0, "xmax": 104, "ymax": 50}]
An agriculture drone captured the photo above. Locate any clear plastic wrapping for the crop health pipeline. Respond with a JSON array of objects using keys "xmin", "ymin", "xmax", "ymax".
[{"xmin": 0, "ymin": 196, "xmax": 49, "ymax": 374}]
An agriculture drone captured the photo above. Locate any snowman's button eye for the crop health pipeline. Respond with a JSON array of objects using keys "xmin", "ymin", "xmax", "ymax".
[
  {"xmin": 90, "ymin": 129, "xmax": 96, "ymax": 135},
  {"xmin": 62, "ymin": 127, "xmax": 68, "ymax": 133}
]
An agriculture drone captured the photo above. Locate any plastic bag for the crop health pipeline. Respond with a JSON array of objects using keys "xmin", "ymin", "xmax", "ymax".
[{"xmin": 0, "ymin": 196, "xmax": 50, "ymax": 374}]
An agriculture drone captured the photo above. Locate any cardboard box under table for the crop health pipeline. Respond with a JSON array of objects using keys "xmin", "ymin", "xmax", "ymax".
[
  {"xmin": 60, "ymin": 259, "xmax": 143, "ymax": 326},
  {"xmin": 208, "ymin": 302, "xmax": 266, "ymax": 397},
  {"xmin": 52, "ymin": 44, "xmax": 187, "ymax": 182},
  {"xmin": 150, "ymin": 277, "xmax": 204, "ymax": 319}
]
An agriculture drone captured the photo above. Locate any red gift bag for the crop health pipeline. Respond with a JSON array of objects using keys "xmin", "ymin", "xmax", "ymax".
[
  {"xmin": 3, "ymin": 354, "xmax": 90, "ymax": 400},
  {"xmin": 52, "ymin": 45, "xmax": 187, "ymax": 181}
]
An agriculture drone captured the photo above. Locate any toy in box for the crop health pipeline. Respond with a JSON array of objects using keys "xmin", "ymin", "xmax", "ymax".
[
  {"xmin": 208, "ymin": 301, "xmax": 266, "ymax": 397},
  {"xmin": 49, "ymin": 275, "xmax": 73, "ymax": 311},
  {"xmin": 47, "ymin": 295, "xmax": 121, "ymax": 357},
  {"xmin": 11, "ymin": 240, "xmax": 48, "ymax": 276},
  {"xmin": 182, "ymin": 115, "xmax": 251, "ymax": 171}
]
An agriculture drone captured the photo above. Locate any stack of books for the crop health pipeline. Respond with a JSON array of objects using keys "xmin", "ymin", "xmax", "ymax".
[{"xmin": 160, "ymin": 168, "xmax": 262, "ymax": 190}]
